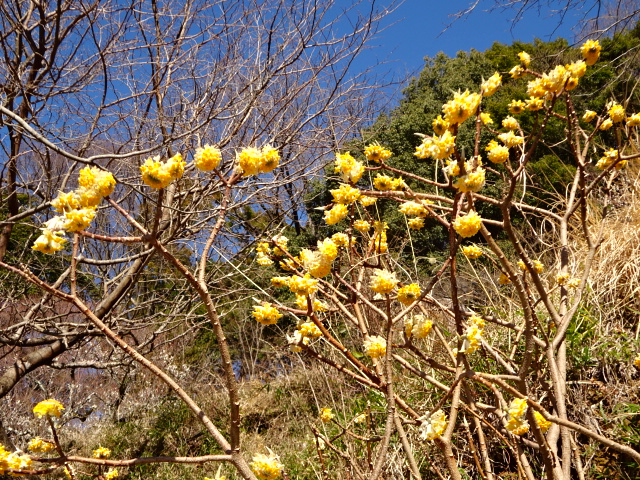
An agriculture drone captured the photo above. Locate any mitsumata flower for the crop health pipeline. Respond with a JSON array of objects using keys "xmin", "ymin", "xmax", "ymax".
[
  {"xmin": 459, "ymin": 315, "xmax": 485, "ymax": 354},
  {"xmin": 93, "ymin": 447, "xmax": 112, "ymax": 459},
  {"xmin": 419, "ymin": 410, "xmax": 447, "ymax": 441},
  {"xmin": 502, "ymin": 116, "xmax": 519, "ymax": 131},
  {"xmin": 238, "ymin": 146, "xmax": 280, "ymax": 176},
  {"xmin": 505, "ymin": 398, "xmax": 530, "ymax": 435},
  {"xmin": 481, "ymin": 72, "xmax": 502, "ymax": 97},
  {"xmin": 408, "ymin": 217, "xmax": 425, "ymax": 230},
  {"xmin": 28, "ymin": 437, "xmax": 55, "ymax": 453},
  {"xmin": 335, "ymin": 152, "xmax": 365, "ymax": 183},
  {"xmin": 250, "ymin": 452, "xmax": 284, "ymax": 480},
  {"xmin": 405, "ymin": 314, "xmax": 433, "ymax": 339},
  {"xmin": 363, "ymin": 335, "xmax": 387, "ymax": 359},
  {"xmin": 397, "ymin": 283, "xmax": 421, "ymax": 305},
  {"xmin": 370, "ymin": 269, "xmax": 398, "ymax": 294},
  {"xmin": 486, "ymin": 141, "xmax": 510, "ymax": 164},
  {"xmin": 462, "ymin": 245, "xmax": 483, "ymax": 259},
  {"xmin": 399, "ymin": 200, "xmax": 429, "ymax": 217},
  {"xmin": 252, "ymin": 303, "xmax": 282, "ymax": 325},
  {"xmin": 518, "ymin": 51, "xmax": 531, "ymax": 67},
  {"xmin": 364, "ymin": 143, "xmax": 392, "ymax": 163},
  {"xmin": 324, "ymin": 204, "xmax": 349, "ymax": 225},
  {"xmin": 581, "ymin": 39, "xmax": 601, "ymax": 65},
  {"xmin": 354, "ymin": 220, "xmax": 371, "ymax": 233},
  {"xmin": 320, "ymin": 407, "xmax": 334, "ymax": 423},
  {"xmin": 140, "ymin": 153, "xmax": 185, "ymax": 188},
  {"xmin": 583, "ymin": 110, "xmax": 597, "ymax": 122},
  {"xmin": 194, "ymin": 144, "xmax": 222, "ymax": 171},
  {"xmin": 453, "ymin": 211, "xmax": 482, "ymax": 238},
  {"xmin": 33, "ymin": 399, "xmax": 64, "ymax": 418},
  {"xmin": 608, "ymin": 102, "xmax": 625, "ymax": 123}
]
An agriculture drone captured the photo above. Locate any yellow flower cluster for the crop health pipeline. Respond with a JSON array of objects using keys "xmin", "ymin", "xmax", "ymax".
[
  {"xmin": 335, "ymin": 152, "xmax": 365, "ymax": 184},
  {"xmin": 370, "ymin": 269, "xmax": 398, "ymax": 294},
  {"xmin": 93, "ymin": 447, "xmax": 111, "ymax": 459},
  {"xmin": 250, "ymin": 452, "xmax": 284, "ymax": 480},
  {"xmin": 408, "ymin": 218, "xmax": 425, "ymax": 230},
  {"xmin": 517, "ymin": 259, "xmax": 544, "ymax": 274},
  {"xmin": 363, "ymin": 335, "xmax": 387, "ymax": 359},
  {"xmin": 480, "ymin": 112, "xmax": 493, "ymax": 124},
  {"xmin": 404, "ymin": 314, "xmax": 433, "ymax": 339},
  {"xmin": 370, "ymin": 221, "xmax": 389, "ymax": 253},
  {"xmin": 360, "ymin": 195, "xmax": 377, "ymax": 207},
  {"xmin": 462, "ymin": 245, "xmax": 483, "ymax": 259},
  {"xmin": 34, "ymin": 166, "xmax": 116, "ymax": 254},
  {"xmin": 498, "ymin": 131, "xmax": 524, "ymax": 148},
  {"xmin": 399, "ymin": 200, "xmax": 429, "ymax": 217},
  {"xmin": 194, "ymin": 144, "xmax": 222, "ymax": 171},
  {"xmin": 583, "ymin": 110, "xmax": 597, "ymax": 123},
  {"xmin": 432, "ymin": 115, "xmax": 450, "ymax": 135},
  {"xmin": 252, "ymin": 303, "xmax": 283, "ymax": 325},
  {"xmin": 299, "ymin": 238, "xmax": 338, "ymax": 278},
  {"xmin": 0, "ymin": 444, "xmax": 32, "ymax": 475},
  {"xmin": 288, "ymin": 274, "xmax": 319, "ymax": 296},
  {"xmin": 419, "ymin": 409, "xmax": 447, "ymax": 441},
  {"xmin": 481, "ymin": 72, "xmax": 502, "ymax": 97},
  {"xmin": 628, "ymin": 113, "xmax": 640, "ymax": 127},
  {"xmin": 331, "ymin": 232, "xmax": 354, "ymax": 247},
  {"xmin": 505, "ymin": 398, "xmax": 530, "ymax": 436},
  {"xmin": 453, "ymin": 211, "xmax": 482, "ymax": 238},
  {"xmin": 581, "ymin": 39, "xmax": 601, "ymax": 65},
  {"xmin": 294, "ymin": 294, "xmax": 328, "ymax": 312},
  {"xmin": 414, "ymin": 131, "xmax": 456, "ymax": 160},
  {"xmin": 364, "ymin": 143, "xmax": 392, "ymax": 163},
  {"xmin": 397, "ymin": 283, "xmax": 421, "ymax": 305},
  {"xmin": 33, "ymin": 399, "xmax": 64, "ymax": 418},
  {"xmin": 502, "ymin": 116, "xmax": 519, "ymax": 130},
  {"xmin": 330, "ymin": 184, "xmax": 361, "ymax": 205},
  {"xmin": 104, "ymin": 468, "xmax": 119, "ymax": 480},
  {"xmin": 27, "ymin": 437, "xmax": 55, "ymax": 453},
  {"xmin": 608, "ymin": 102, "xmax": 625, "ymax": 123},
  {"xmin": 140, "ymin": 153, "xmax": 185, "ymax": 188},
  {"xmin": 596, "ymin": 149, "xmax": 625, "ymax": 170},
  {"xmin": 320, "ymin": 407, "xmax": 335, "ymax": 423},
  {"xmin": 238, "ymin": 146, "xmax": 280, "ymax": 176},
  {"xmin": 600, "ymin": 118, "xmax": 613, "ymax": 130},
  {"xmin": 453, "ymin": 164, "xmax": 486, "ymax": 193},
  {"xmin": 534, "ymin": 411, "xmax": 552, "ymax": 433},
  {"xmin": 518, "ymin": 51, "xmax": 531, "ymax": 67},
  {"xmin": 354, "ymin": 220, "xmax": 371, "ymax": 233},
  {"xmin": 459, "ymin": 315, "xmax": 485, "ymax": 355},
  {"xmin": 373, "ymin": 174, "xmax": 405, "ymax": 191},
  {"xmin": 508, "ymin": 100, "xmax": 525, "ymax": 115},
  {"xmin": 442, "ymin": 90, "xmax": 481, "ymax": 125},
  {"xmin": 255, "ymin": 242, "xmax": 274, "ymax": 266},
  {"xmin": 324, "ymin": 203, "xmax": 349, "ymax": 225}
]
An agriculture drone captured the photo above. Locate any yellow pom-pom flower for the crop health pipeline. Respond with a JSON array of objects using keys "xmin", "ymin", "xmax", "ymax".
[
  {"xmin": 252, "ymin": 303, "xmax": 283, "ymax": 325},
  {"xmin": 408, "ymin": 218, "xmax": 425, "ymax": 230},
  {"xmin": 28, "ymin": 437, "xmax": 55, "ymax": 453},
  {"xmin": 397, "ymin": 283, "xmax": 421, "ymax": 305},
  {"xmin": 364, "ymin": 143, "xmax": 392, "ymax": 163},
  {"xmin": 442, "ymin": 90, "xmax": 481, "ymax": 125},
  {"xmin": 370, "ymin": 269, "xmax": 398, "ymax": 294},
  {"xmin": 518, "ymin": 51, "xmax": 531, "ymax": 67},
  {"xmin": 405, "ymin": 314, "xmax": 433, "ymax": 339},
  {"xmin": 32, "ymin": 230, "xmax": 68, "ymax": 254},
  {"xmin": 194, "ymin": 144, "xmax": 222, "ymax": 171},
  {"xmin": 533, "ymin": 411, "xmax": 552, "ymax": 433},
  {"xmin": 288, "ymin": 274, "xmax": 318, "ymax": 296},
  {"xmin": 581, "ymin": 39, "xmax": 601, "ymax": 66},
  {"xmin": 462, "ymin": 245, "xmax": 483, "ymax": 259},
  {"xmin": 608, "ymin": 102, "xmax": 625, "ymax": 123},
  {"xmin": 508, "ymin": 100, "xmax": 526, "ymax": 115},
  {"xmin": 502, "ymin": 116, "xmax": 520, "ymax": 130},
  {"xmin": 64, "ymin": 208, "xmax": 97, "ymax": 232},
  {"xmin": 453, "ymin": 211, "xmax": 482, "ymax": 238},
  {"xmin": 323, "ymin": 204, "xmax": 349, "ymax": 225},
  {"xmin": 363, "ymin": 335, "xmax": 387, "ymax": 359},
  {"xmin": 320, "ymin": 408, "xmax": 335, "ymax": 423},
  {"xmin": 498, "ymin": 131, "xmax": 524, "ymax": 148},
  {"xmin": 583, "ymin": 110, "xmax": 597, "ymax": 122},
  {"xmin": 419, "ymin": 410, "xmax": 447, "ymax": 441},
  {"xmin": 33, "ymin": 399, "xmax": 64, "ymax": 418},
  {"xmin": 334, "ymin": 152, "xmax": 365, "ymax": 183},
  {"xmin": 140, "ymin": 156, "xmax": 173, "ymax": 189},
  {"xmin": 330, "ymin": 184, "xmax": 361, "ymax": 205},
  {"xmin": 599, "ymin": 118, "xmax": 613, "ymax": 130},
  {"xmin": 93, "ymin": 447, "xmax": 112, "ymax": 459},
  {"xmin": 354, "ymin": 220, "xmax": 371, "ymax": 233},
  {"xmin": 481, "ymin": 72, "xmax": 502, "ymax": 97},
  {"xmin": 250, "ymin": 452, "xmax": 284, "ymax": 480},
  {"xmin": 104, "ymin": 468, "xmax": 119, "ymax": 480},
  {"xmin": 485, "ymin": 140, "xmax": 510, "ymax": 164}
]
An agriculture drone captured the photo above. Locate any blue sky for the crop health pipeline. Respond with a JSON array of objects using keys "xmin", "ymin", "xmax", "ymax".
[{"xmin": 358, "ymin": 0, "xmax": 581, "ymax": 77}]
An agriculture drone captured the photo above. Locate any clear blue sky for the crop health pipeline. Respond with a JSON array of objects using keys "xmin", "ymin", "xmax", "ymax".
[{"xmin": 358, "ymin": 0, "xmax": 581, "ymax": 77}]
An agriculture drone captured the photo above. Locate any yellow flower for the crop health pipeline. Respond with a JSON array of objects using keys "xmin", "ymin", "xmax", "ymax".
[
  {"xmin": 556, "ymin": 273, "xmax": 570, "ymax": 285},
  {"xmin": 442, "ymin": 90, "xmax": 481, "ymax": 125},
  {"xmin": 399, "ymin": 200, "xmax": 428, "ymax": 217},
  {"xmin": 566, "ymin": 60, "xmax": 587, "ymax": 78},
  {"xmin": 581, "ymin": 39, "xmax": 601, "ymax": 66},
  {"xmin": 481, "ymin": 72, "xmax": 502, "ymax": 97},
  {"xmin": 452, "ymin": 211, "xmax": 482, "ymax": 238},
  {"xmin": 165, "ymin": 153, "xmax": 186, "ymax": 180},
  {"xmin": 64, "ymin": 208, "xmax": 97, "ymax": 232},
  {"xmin": 627, "ymin": 113, "xmax": 640, "ymax": 127},
  {"xmin": 502, "ymin": 116, "xmax": 519, "ymax": 130},
  {"xmin": 287, "ymin": 330, "xmax": 310, "ymax": 352},
  {"xmin": 415, "ymin": 130, "xmax": 457, "ymax": 160},
  {"xmin": 252, "ymin": 303, "xmax": 283, "ymax": 325},
  {"xmin": 608, "ymin": 102, "xmax": 625, "ymax": 123},
  {"xmin": 634, "ymin": 356, "xmax": 640, "ymax": 368},
  {"xmin": 238, "ymin": 147, "xmax": 263, "ymax": 176},
  {"xmin": 93, "ymin": 447, "xmax": 111, "ymax": 459},
  {"xmin": 288, "ymin": 274, "xmax": 318, "ymax": 296},
  {"xmin": 324, "ymin": 203, "xmax": 349, "ymax": 225},
  {"xmin": 370, "ymin": 269, "xmax": 398, "ymax": 294},
  {"xmin": 596, "ymin": 148, "xmax": 620, "ymax": 170},
  {"xmin": 505, "ymin": 398, "xmax": 530, "ymax": 436},
  {"xmin": 508, "ymin": 100, "xmax": 526, "ymax": 115},
  {"xmin": 540, "ymin": 65, "xmax": 570, "ymax": 95},
  {"xmin": 354, "ymin": 220, "xmax": 371, "ymax": 233},
  {"xmin": 583, "ymin": 110, "xmax": 597, "ymax": 122},
  {"xmin": 459, "ymin": 315, "xmax": 485, "ymax": 354},
  {"xmin": 250, "ymin": 452, "xmax": 284, "ymax": 480},
  {"xmin": 453, "ymin": 166, "xmax": 485, "ymax": 193},
  {"xmin": 300, "ymin": 249, "xmax": 332, "ymax": 278},
  {"xmin": 565, "ymin": 77, "xmax": 579, "ymax": 91},
  {"xmin": 194, "ymin": 144, "xmax": 222, "ymax": 171},
  {"xmin": 51, "ymin": 191, "xmax": 81, "ymax": 213},
  {"xmin": 373, "ymin": 174, "xmax": 404, "ymax": 191},
  {"xmin": 527, "ymin": 78, "xmax": 546, "ymax": 98},
  {"xmin": 140, "ymin": 156, "xmax": 173, "ymax": 189},
  {"xmin": 405, "ymin": 314, "xmax": 433, "ymax": 339},
  {"xmin": 319, "ymin": 408, "xmax": 334, "ymax": 423},
  {"xmin": 334, "ymin": 152, "xmax": 365, "ymax": 183},
  {"xmin": 462, "ymin": 245, "xmax": 483, "ymax": 259},
  {"xmin": 419, "ymin": 410, "xmax": 447, "ymax": 441},
  {"xmin": 408, "ymin": 217, "xmax": 425, "ymax": 230},
  {"xmin": 509, "ymin": 65, "xmax": 525, "ymax": 79},
  {"xmin": 525, "ymin": 97, "xmax": 544, "ymax": 111},
  {"xmin": 33, "ymin": 399, "xmax": 64, "ymax": 418},
  {"xmin": 444, "ymin": 159, "xmax": 460, "ymax": 177},
  {"xmin": 363, "ymin": 335, "xmax": 387, "ymax": 359},
  {"xmin": 480, "ymin": 112, "xmax": 493, "ymax": 125},
  {"xmin": 299, "ymin": 321, "xmax": 322, "ymax": 338},
  {"xmin": 331, "ymin": 232, "xmax": 350, "ymax": 247},
  {"xmin": 78, "ymin": 166, "xmax": 116, "ymax": 197},
  {"xmin": 364, "ymin": 143, "xmax": 392, "ymax": 163},
  {"xmin": 260, "ymin": 145, "xmax": 281, "ymax": 173},
  {"xmin": 28, "ymin": 437, "xmax": 55, "ymax": 453},
  {"xmin": 518, "ymin": 51, "xmax": 531, "ymax": 67},
  {"xmin": 432, "ymin": 115, "xmax": 450, "ymax": 135},
  {"xmin": 533, "ymin": 411, "xmax": 552, "ymax": 433},
  {"xmin": 317, "ymin": 238, "xmax": 338, "ymax": 261},
  {"xmin": 599, "ymin": 118, "xmax": 613, "ymax": 130},
  {"xmin": 486, "ymin": 141, "xmax": 510, "ymax": 164},
  {"xmin": 498, "ymin": 272, "xmax": 511, "ymax": 285},
  {"xmin": 32, "ymin": 230, "xmax": 67, "ymax": 254},
  {"xmin": 104, "ymin": 468, "xmax": 119, "ymax": 480},
  {"xmin": 359, "ymin": 195, "xmax": 377, "ymax": 207},
  {"xmin": 397, "ymin": 283, "xmax": 421, "ymax": 305},
  {"xmin": 353, "ymin": 413, "xmax": 367, "ymax": 424},
  {"xmin": 498, "ymin": 131, "xmax": 524, "ymax": 148},
  {"xmin": 518, "ymin": 259, "xmax": 544, "ymax": 274},
  {"xmin": 330, "ymin": 184, "xmax": 361, "ymax": 205}
]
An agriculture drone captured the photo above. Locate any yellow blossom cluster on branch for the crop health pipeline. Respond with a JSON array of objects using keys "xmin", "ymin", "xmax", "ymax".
[
  {"xmin": 419, "ymin": 409, "xmax": 447, "ymax": 441},
  {"xmin": 250, "ymin": 452, "xmax": 284, "ymax": 480}
]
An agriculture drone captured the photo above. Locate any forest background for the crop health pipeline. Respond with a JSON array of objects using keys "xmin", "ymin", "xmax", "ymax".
[{"xmin": 1, "ymin": 0, "xmax": 640, "ymax": 479}]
